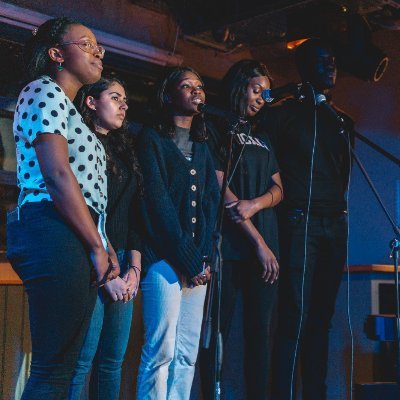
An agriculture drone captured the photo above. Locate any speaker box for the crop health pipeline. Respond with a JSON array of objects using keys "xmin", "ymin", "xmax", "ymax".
[{"xmin": 354, "ymin": 382, "xmax": 399, "ymax": 400}]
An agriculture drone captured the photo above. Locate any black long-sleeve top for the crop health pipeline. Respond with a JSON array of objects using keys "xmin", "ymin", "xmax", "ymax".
[
  {"xmin": 136, "ymin": 127, "xmax": 220, "ymax": 278},
  {"xmin": 265, "ymin": 99, "xmax": 354, "ymax": 215},
  {"xmin": 100, "ymin": 135, "xmax": 141, "ymax": 252}
]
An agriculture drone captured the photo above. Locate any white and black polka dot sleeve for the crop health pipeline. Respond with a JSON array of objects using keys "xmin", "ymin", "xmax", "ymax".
[
  {"xmin": 15, "ymin": 77, "xmax": 69, "ymax": 143},
  {"xmin": 13, "ymin": 76, "xmax": 108, "ymax": 220}
]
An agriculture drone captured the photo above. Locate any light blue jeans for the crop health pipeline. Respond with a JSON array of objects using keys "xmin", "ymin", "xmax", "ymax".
[
  {"xmin": 68, "ymin": 249, "xmax": 134, "ymax": 400},
  {"xmin": 136, "ymin": 259, "xmax": 207, "ymax": 400}
]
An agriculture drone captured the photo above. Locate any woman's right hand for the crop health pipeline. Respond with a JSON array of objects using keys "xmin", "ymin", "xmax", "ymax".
[
  {"xmin": 90, "ymin": 247, "xmax": 120, "ymax": 287},
  {"xmin": 191, "ymin": 266, "xmax": 211, "ymax": 286},
  {"xmin": 255, "ymin": 240, "xmax": 279, "ymax": 284},
  {"xmin": 226, "ymin": 199, "xmax": 260, "ymax": 222}
]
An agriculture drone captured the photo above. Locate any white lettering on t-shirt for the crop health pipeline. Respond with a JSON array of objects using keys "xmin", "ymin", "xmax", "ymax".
[{"xmin": 236, "ymin": 133, "xmax": 270, "ymax": 150}]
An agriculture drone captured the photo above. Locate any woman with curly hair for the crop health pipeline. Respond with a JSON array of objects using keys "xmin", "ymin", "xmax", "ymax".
[{"xmin": 68, "ymin": 76, "xmax": 142, "ymax": 400}]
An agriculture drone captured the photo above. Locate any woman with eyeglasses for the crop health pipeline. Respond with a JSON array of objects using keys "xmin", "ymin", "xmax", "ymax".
[
  {"xmin": 6, "ymin": 17, "xmax": 119, "ymax": 399},
  {"xmin": 135, "ymin": 66, "xmax": 220, "ymax": 400},
  {"xmin": 200, "ymin": 59, "xmax": 283, "ymax": 399},
  {"xmin": 68, "ymin": 77, "xmax": 142, "ymax": 400}
]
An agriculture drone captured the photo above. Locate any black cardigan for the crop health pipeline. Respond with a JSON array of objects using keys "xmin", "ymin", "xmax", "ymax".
[{"xmin": 136, "ymin": 127, "xmax": 220, "ymax": 278}]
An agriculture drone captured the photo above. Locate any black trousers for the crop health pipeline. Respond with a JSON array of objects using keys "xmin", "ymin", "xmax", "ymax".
[
  {"xmin": 200, "ymin": 259, "xmax": 278, "ymax": 400},
  {"xmin": 272, "ymin": 209, "xmax": 348, "ymax": 400},
  {"xmin": 7, "ymin": 202, "xmax": 97, "ymax": 400}
]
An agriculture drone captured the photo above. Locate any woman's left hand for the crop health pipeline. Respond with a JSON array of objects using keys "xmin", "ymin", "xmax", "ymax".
[
  {"xmin": 123, "ymin": 266, "xmax": 141, "ymax": 299},
  {"xmin": 256, "ymin": 241, "xmax": 279, "ymax": 284},
  {"xmin": 226, "ymin": 199, "xmax": 259, "ymax": 222}
]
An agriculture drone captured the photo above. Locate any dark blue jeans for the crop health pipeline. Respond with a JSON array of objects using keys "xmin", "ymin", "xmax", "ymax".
[
  {"xmin": 68, "ymin": 249, "xmax": 134, "ymax": 400},
  {"xmin": 6, "ymin": 202, "xmax": 97, "ymax": 400},
  {"xmin": 200, "ymin": 259, "xmax": 278, "ymax": 400},
  {"xmin": 272, "ymin": 209, "xmax": 348, "ymax": 400}
]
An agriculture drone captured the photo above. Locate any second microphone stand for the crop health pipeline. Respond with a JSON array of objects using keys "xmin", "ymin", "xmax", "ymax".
[
  {"xmin": 201, "ymin": 120, "xmax": 245, "ymax": 400},
  {"xmin": 335, "ymin": 115, "xmax": 400, "ymax": 397}
]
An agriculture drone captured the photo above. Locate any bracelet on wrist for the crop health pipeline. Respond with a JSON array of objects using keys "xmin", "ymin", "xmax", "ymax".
[{"xmin": 129, "ymin": 265, "xmax": 141, "ymax": 273}]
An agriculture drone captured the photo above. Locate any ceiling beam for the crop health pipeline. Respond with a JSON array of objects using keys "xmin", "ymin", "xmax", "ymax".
[{"xmin": 0, "ymin": 0, "xmax": 183, "ymax": 66}]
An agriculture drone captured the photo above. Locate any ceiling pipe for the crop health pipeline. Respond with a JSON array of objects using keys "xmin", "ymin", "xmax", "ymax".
[{"xmin": 0, "ymin": 0, "xmax": 183, "ymax": 67}]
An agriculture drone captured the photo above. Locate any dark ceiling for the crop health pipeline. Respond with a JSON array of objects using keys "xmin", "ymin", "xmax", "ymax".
[
  {"xmin": 1, "ymin": 0, "xmax": 399, "ymax": 121},
  {"xmin": 132, "ymin": 0, "xmax": 400, "ymax": 50},
  {"xmin": 130, "ymin": 0, "xmax": 399, "ymax": 83}
]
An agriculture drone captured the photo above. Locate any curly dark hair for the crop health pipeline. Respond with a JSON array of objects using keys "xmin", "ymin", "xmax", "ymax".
[
  {"xmin": 24, "ymin": 17, "xmax": 80, "ymax": 80},
  {"xmin": 74, "ymin": 76, "xmax": 142, "ymax": 191},
  {"xmin": 154, "ymin": 66, "xmax": 207, "ymax": 142},
  {"xmin": 221, "ymin": 59, "xmax": 273, "ymax": 118}
]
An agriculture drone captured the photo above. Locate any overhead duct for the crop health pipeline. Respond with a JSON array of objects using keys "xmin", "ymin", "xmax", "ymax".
[
  {"xmin": 162, "ymin": 0, "xmax": 315, "ymax": 34},
  {"xmin": 286, "ymin": 3, "xmax": 389, "ymax": 81},
  {"xmin": 0, "ymin": 1, "xmax": 183, "ymax": 67}
]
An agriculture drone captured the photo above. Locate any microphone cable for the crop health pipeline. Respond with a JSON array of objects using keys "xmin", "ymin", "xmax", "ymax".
[
  {"xmin": 344, "ymin": 122, "xmax": 354, "ymax": 400},
  {"xmin": 287, "ymin": 97, "xmax": 355, "ymax": 400},
  {"xmin": 226, "ymin": 121, "xmax": 252, "ymax": 187},
  {"xmin": 289, "ymin": 84, "xmax": 318, "ymax": 400}
]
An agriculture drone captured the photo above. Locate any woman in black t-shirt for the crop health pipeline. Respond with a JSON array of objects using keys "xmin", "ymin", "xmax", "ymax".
[{"xmin": 200, "ymin": 59, "xmax": 283, "ymax": 399}]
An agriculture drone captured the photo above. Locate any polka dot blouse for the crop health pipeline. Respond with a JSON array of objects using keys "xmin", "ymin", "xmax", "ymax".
[{"xmin": 13, "ymin": 76, "xmax": 108, "ymax": 217}]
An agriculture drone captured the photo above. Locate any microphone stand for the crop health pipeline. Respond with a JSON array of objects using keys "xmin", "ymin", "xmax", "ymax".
[
  {"xmin": 334, "ymin": 114, "xmax": 400, "ymax": 397},
  {"xmin": 201, "ymin": 119, "xmax": 245, "ymax": 400},
  {"xmin": 353, "ymin": 130, "xmax": 400, "ymax": 167},
  {"xmin": 333, "ymin": 115, "xmax": 400, "ymax": 388}
]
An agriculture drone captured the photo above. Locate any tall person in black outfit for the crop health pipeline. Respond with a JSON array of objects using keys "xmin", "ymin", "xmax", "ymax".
[
  {"xmin": 6, "ymin": 17, "xmax": 118, "ymax": 399},
  {"xmin": 201, "ymin": 59, "xmax": 283, "ymax": 400},
  {"xmin": 268, "ymin": 39, "xmax": 353, "ymax": 400}
]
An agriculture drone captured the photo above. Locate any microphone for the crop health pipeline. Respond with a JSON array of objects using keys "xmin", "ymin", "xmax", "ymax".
[
  {"xmin": 197, "ymin": 103, "xmax": 246, "ymax": 125},
  {"xmin": 261, "ymin": 82, "xmax": 302, "ymax": 103},
  {"xmin": 315, "ymin": 94, "xmax": 345, "ymax": 125}
]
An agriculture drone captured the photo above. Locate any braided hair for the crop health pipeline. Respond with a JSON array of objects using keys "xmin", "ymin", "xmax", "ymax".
[
  {"xmin": 24, "ymin": 17, "xmax": 80, "ymax": 80},
  {"xmin": 154, "ymin": 66, "xmax": 207, "ymax": 142}
]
